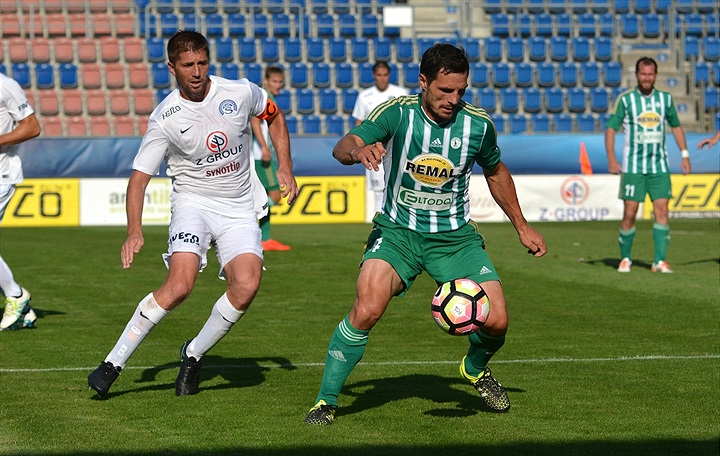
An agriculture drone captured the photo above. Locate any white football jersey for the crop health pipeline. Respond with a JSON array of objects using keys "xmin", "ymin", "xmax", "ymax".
[
  {"xmin": 0, "ymin": 73, "xmax": 35, "ymax": 184},
  {"xmin": 352, "ymin": 84, "xmax": 410, "ymax": 122},
  {"xmin": 134, "ymin": 76, "xmax": 269, "ymax": 217}
]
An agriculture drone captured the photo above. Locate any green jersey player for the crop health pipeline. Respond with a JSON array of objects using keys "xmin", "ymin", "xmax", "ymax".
[
  {"xmin": 304, "ymin": 43, "xmax": 547, "ymax": 425},
  {"xmin": 605, "ymin": 57, "xmax": 691, "ymax": 274}
]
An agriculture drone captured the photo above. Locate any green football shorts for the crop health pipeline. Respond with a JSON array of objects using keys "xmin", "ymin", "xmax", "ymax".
[
  {"xmin": 362, "ymin": 214, "xmax": 501, "ymax": 296},
  {"xmin": 255, "ymin": 159, "xmax": 280, "ymax": 192},
  {"xmin": 619, "ymin": 172, "xmax": 672, "ymax": 202}
]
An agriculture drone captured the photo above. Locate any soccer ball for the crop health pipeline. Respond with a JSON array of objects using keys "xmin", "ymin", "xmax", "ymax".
[{"xmin": 431, "ymin": 278, "xmax": 490, "ymax": 336}]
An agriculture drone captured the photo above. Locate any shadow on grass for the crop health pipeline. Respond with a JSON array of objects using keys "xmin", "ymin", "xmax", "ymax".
[{"xmin": 585, "ymin": 257, "xmax": 719, "ymax": 270}]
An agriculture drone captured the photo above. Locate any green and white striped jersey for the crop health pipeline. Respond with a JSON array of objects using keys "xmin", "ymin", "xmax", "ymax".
[
  {"xmin": 351, "ymin": 94, "xmax": 501, "ymax": 233},
  {"xmin": 606, "ymin": 87, "xmax": 681, "ymax": 175}
]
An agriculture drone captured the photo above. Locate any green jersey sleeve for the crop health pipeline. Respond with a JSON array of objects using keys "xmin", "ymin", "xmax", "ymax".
[
  {"xmin": 349, "ymin": 98, "xmax": 402, "ymax": 145},
  {"xmin": 665, "ymin": 94, "xmax": 681, "ymax": 128}
]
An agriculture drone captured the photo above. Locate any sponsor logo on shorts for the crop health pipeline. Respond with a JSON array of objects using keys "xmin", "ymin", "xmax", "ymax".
[
  {"xmin": 170, "ymin": 232, "xmax": 200, "ymax": 245},
  {"xmin": 404, "ymin": 154, "xmax": 457, "ymax": 188},
  {"xmin": 398, "ymin": 189, "xmax": 453, "ymax": 211}
]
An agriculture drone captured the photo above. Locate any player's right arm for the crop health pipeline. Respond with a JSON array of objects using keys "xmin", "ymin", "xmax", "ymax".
[
  {"xmin": 605, "ymin": 127, "xmax": 621, "ymax": 174},
  {"xmin": 122, "ymin": 170, "xmax": 152, "ymax": 269}
]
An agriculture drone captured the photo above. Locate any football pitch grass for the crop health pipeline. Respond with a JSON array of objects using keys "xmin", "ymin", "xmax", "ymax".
[{"xmin": 1, "ymin": 219, "xmax": 718, "ymax": 455}]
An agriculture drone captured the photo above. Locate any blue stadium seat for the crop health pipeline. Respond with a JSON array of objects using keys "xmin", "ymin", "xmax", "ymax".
[
  {"xmin": 484, "ymin": 37, "xmax": 503, "ymax": 62},
  {"xmin": 556, "ymin": 13, "xmax": 572, "ymax": 37},
  {"xmin": 528, "ymin": 36, "xmax": 547, "ymax": 62},
  {"xmin": 157, "ymin": 88, "xmax": 172, "ymax": 103},
  {"xmin": 544, "ymin": 88, "xmax": 564, "ymax": 113},
  {"xmin": 139, "ymin": 13, "xmax": 158, "ymax": 37},
  {"xmin": 178, "ymin": 0, "xmax": 195, "ymax": 13},
  {"xmin": 577, "ymin": 114, "xmax": 596, "ymax": 132},
  {"xmin": 396, "ymin": 38, "xmax": 414, "ymax": 63},
  {"xmin": 712, "ymin": 63, "xmax": 720, "ymax": 87},
  {"xmin": 272, "ymin": 13, "xmax": 291, "ymax": 38},
  {"xmin": 227, "ymin": 13, "xmax": 246, "ymax": 37},
  {"xmin": 590, "ymin": 87, "xmax": 609, "ymax": 113},
  {"xmin": 500, "ymin": 88, "xmax": 519, "ymax": 113},
  {"xmin": 620, "ymin": 14, "xmax": 639, "ymax": 38},
  {"xmin": 703, "ymin": 37, "xmax": 720, "ymax": 62},
  {"xmin": 244, "ymin": 62, "xmax": 262, "ymax": 84},
  {"xmin": 655, "ymin": 0, "xmax": 671, "ymax": 13},
  {"xmin": 329, "ymin": 37, "xmax": 347, "ymax": 62},
  {"xmin": 471, "ymin": 62, "xmax": 489, "ymax": 88},
  {"xmin": 214, "ymin": 37, "xmax": 234, "ymax": 63},
  {"xmin": 59, "ymin": 63, "xmax": 78, "ymax": 89},
  {"xmin": 568, "ymin": 88, "xmax": 587, "ymax": 113},
  {"xmin": 416, "ymin": 38, "xmax": 435, "ymax": 61},
  {"xmin": 319, "ymin": 88, "xmax": 338, "ymax": 114},
  {"xmin": 550, "ymin": 37, "xmax": 568, "ymax": 62},
  {"xmin": 461, "ymin": 37, "xmax": 481, "ymax": 63},
  {"xmin": 578, "ymin": 13, "xmax": 596, "ymax": 37},
  {"xmin": 530, "ymin": 113, "xmax": 551, "ymax": 133},
  {"xmin": 205, "ymin": 13, "xmax": 224, "ymax": 37},
  {"xmin": 290, "ymin": 62, "xmax": 308, "ymax": 88},
  {"xmin": 478, "ymin": 87, "xmax": 496, "ymax": 113},
  {"xmin": 462, "ymin": 88, "xmax": 475, "ymax": 105},
  {"xmin": 302, "ymin": 115, "xmax": 321, "ymax": 134},
  {"xmin": 510, "ymin": 114, "xmax": 527, "ymax": 134},
  {"xmin": 35, "ymin": 63, "xmax": 54, "ymax": 89},
  {"xmin": 374, "ymin": 37, "xmax": 391, "ymax": 61},
  {"xmin": 614, "ymin": 0, "xmax": 630, "ymax": 14},
  {"xmin": 239, "ymin": 37, "xmax": 257, "ymax": 62},
  {"xmin": 335, "ymin": 62, "xmax": 354, "ymax": 88},
  {"xmin": 537, "ymin": 62, "xmax": 556, "ymax": 87},
  {"xmin": 306, "ymin": 38, "xmax": 324, "ymax": 62},
  {"xmin": 515, "ymin": 14, "xmax": 532, "ymax": 38},
  {"xmin": 704, "ymin": 87, "xmax": 719, "ymax": 111},
  {"xmin": 358, "ymin": 62, "xmax": 374, "ymax": 88},
  {"xmin": 598, "ymin": 113, "xmax": 611, "ymax": 130},
  {"xmin": 326, "ymin": 115, "xmax": 345, "ymax": 136},
  {"xmin": 523, "ymin": 87, "xmax": 542, "ymax": 113},
  {"xmin": 633, "ymin": 0, "xmax": 651, "ymax": 14},
  {"xmin": 284, "ymin": 38, "xmax": 301, "ymax": 63},
  {"xmin": 252, "ymin": 14, "xmax": 269, "ymax": 38},
  {"xmin": 316, "ymin": 13, "xmax": 334, "ymax": 37},
  {"xmin": 642, "ymin": 14, "xmax": 661, "ymax": 39},
  {"xmin": 159, "ymin": 12, "xmax": 179, "ymax": 37},
  {"xmin": 333, "ymin": 0, "xmax": 350, "ymax": 14},
  {"xmin": 555, "ymin": 113, "xmax": 573, "ymax": 132},
  {"xmin": 341, "ymin": 88, "xmax": 358, "ymax": 114},
  {"xmin": 694, "ymin": 61, "xmax": 710, "ymax": 86},
  {"xmin": 11, "ymin": 63, "xmax": 30, "ymax": 88},
  {"xmin": 356, "ymin": 0, "xmax": 373, "ymax": 14},
  {"xmin": 571, "ymin": 37, "xmax": 591, "ymax": 62},
  {"xmin": 200, "ymin": 0, "xmax": 218, "ymax": 13},
  {"xmin": 527, "ymin": 0, "xmax": 545, "ymax": 14},
  {"xmin": 311, "ymin": 0, "xmax": 328, "ymax": 14},
  {"xmin": 580, "ymin": 62, "xmax": 600, "ymax": 87},
  {"xmin": 221, "ymin": 62, "xmax": 240, "ymax": 80},
  {"xmin": 591, "ymin": 0, "xmax": 610, "ymax": 13},
  {"xmin": 208, "ymin": 63, "xmax": 217, "ymax": 76},
  {"xmin": 223, "ymin": 0, "xmax": 240, "ymax": 13},
  {"xmin": 603, "ymin": 62, "xmax": 622, "ymax": 87},
  {"xmin": 594, "ymin": 36, "xmax": 613, "ymax": 62},
  {"xmin": 490, "ymin": 114, "xmax": 506, "ymax": 134},
  {"xmin": 389, "ymin": 63, "xmax": 399, "ymax": 86},
  {"xmin": 183, "ymin": 13, "xmax": 199, "ymax": 31},
  {"xmin": 296, "ymin": 89, "xmax": 315, "ymax": 115},
  {"xmin": 684, "ymin": 13, "xmax": 704, "ymax": 37},
  {"xmin": 0, "ymin": 64, "xmax": 6, "ymax": 75},
  {"xmin": 266, "ymin": 0, "xmax": 285, "ymax": 14},
  {"xmin": 275, "ymin": 89, "xmax": 291, "ymax": 113},
  {"xmin": 351, "ymin": 37, "xmax": 369, "ymax": 63},
  {"xmin": 155, "ymin": 0, "xmax": 173, "ymax": 13},
  {"xmin": 147, "ymin": 37, "xmax": 165, "ymax": 63},
  {"xmin": 684, "ymin": 36, "xmax": 700, "ymax": 61},
  {"xmin": 506, "ymin": 0, "xmax": 523, "ymax": 14},
  {"xmin": 535, "ymin": 13, "xmax": 553, "ymax": 37},
  {"xmin": 296, "ymin": 13, "xmax": 310, "ymax": 37},
  {"xmin": 312, "ymin": 62, "xmax": 331, "ymax": 88},
  {"xmin": 598, "ymin": 13, "xmax": 614, "ymax": 36},
  {"xmin": 506, "ymin": 37, "xmax": 524, "ymax": 63},
  {"xmin": 491, "ymin": 13, "xmax": 511, "ymax": 38},
  {"xmin": 361, "ymin": 14, "xmax": 379, "ymax": 38},
  {"xmin": 559, "ymin": 62, "xmax": 578, "ymax": 87},
  {"xmin": 492, "ymin": 62, "xmax": 511, "ymax": 88},
  {"xmin": 403, "ymin": 63, "xmax": 420, "ymax": 88},
  {"xmin": 697, "ymin": 0, "xmax": 716, "ymax": 13},
  {"xmin": 483, "ymin": 0, "xmax": 502, "ymax": 14},
  {"xmin": 152, "ymin": 62, "xmax": 171, "ymax": 88},
  {"xmin": 339, "ymin": 14, "xmax": 356, "ymax": 38},
  {"xmin": 514, "ymin": 62, "xmax": 533, "ymax": 88}
]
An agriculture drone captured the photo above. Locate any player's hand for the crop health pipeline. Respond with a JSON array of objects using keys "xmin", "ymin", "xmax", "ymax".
[
  {"xmin": 121, "ymin": 234, "xmax": 144, "ymax": 269},
  {"xmin": 352, "ymin": 142, "xmax": 386, "ymax": 171},
  {"xmin": 276, "ymin": 168, "xmax": 299, "ymax": 205},
  {"xmin": 261, "ymin": 146, "xmax": 272, "ymax": 166},
  {"xmin": 681, "ymin": 157, "xmax": 691, "ymax": 175},
  {"xmin": 607, "ymin": 157, "xmax": 622, "ymax": 174},
  {"xmin": 517, "ymin": 225, "xmax": 547, "ymax": 258}
]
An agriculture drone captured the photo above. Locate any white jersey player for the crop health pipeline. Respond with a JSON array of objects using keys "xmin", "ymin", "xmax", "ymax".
[
  {"xmin": 0, "ymin": 72, "xmax": 40, "ymax": 331},
  {"xmin": 88, "ymin": 30, "xmax": 298, "ymax": 398},
  {"xmin": 352, "ymin": 62, "xmax": 409, "ymax": 216}
]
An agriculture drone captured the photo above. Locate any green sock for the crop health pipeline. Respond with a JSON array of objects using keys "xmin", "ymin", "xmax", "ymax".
[
  {"xmin": 464, "ymin": 330, "xmax": 506, "ymax": 377},
  {"xmin": 618, "ymin": 227, "xmax": 636, "ymax": 260},
  {"xmin": 259, "ymin": 214, "xmax": 271, "ymax": 241},
  {"xmin": 652, "ymin": 223, "xmax": 670, "ymax": 263},
  {"xmin": 316, "ymin": 316, "xmax": 369, "ymax": 406}
]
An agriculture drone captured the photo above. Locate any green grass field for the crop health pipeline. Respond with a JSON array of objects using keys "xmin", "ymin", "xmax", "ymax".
[{"xmin": 0, "ymin": 219, "xmax": 718, "ymax": 456}]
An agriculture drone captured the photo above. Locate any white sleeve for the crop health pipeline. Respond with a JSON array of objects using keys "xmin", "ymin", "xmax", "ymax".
[
  {"xmin": 132, "ymin": 116, "xmax": 168, "ymax": 175},
  {"xmin": 352, "ymin": 97, "xmax": 367, "ymax": 121},
  {"xmin": 2, "ymin": 78, "xmax": 35, "ymax": 122}
]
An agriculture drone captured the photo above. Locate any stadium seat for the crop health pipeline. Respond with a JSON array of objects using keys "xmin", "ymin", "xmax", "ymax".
[
  {"xmin": 620, "ymin": 14, "xmax": 639, "ymax": 38},
  {"xmin": 201, "ymin": 0, "xmax": 219, "ymax": 13},
  {"xmin": 684, "ymin": 13, "xmax": 704, "ymax": 37},
  {"xmin": 361, "ymin": 14, "xmax": 378, "ymax": 38},
  {"xmin": 514, "ymin": 63, "xmax": 534, "ymax": 88},
  {"xmin": 559, "ymin": 62, "xmax": 578, "ymax": 87},
  {"xmin": 416, "ymin": 38, "xmax": 436, "ymax": 62},
  {"xmin": 59, "ymin": 63, "xmax": 78, "ymax": 89},
  {"xmin": 550, "ymin": 37, "xmax": 568, "ymax": 62},
  {"xmin": 113, "ymin": 116, "xmax": 136, "ymax": 136},
  {"xmin": 490, "ymin": 114, "xmax": 505, "ymax": 134},
  {"xmin": 712, "ymin": 63, "xmax": 720, "ymax": 87},
  {"xmin": 133, "ymin": 89, "xmax": 155, "ymax": 116},
  {"xmin": 156, "ymin": 88, "xmax": 172, "ymax": 103},
  {"xmin": 30, "ymin": 38, "xmax": 50, "ymax": 64},
  {"xmin": 483, "ymin": 0, "xmax": 502, "ymax": 14},
  {"xmin": 67, "ymin": 116, "xmax": 88, "ymax": 137},
  {"xmin": 684, "ymin": 36, "xmax": 700, "ymax": 61},
  {"xmin": 341, "ymin": 88, "xmax": 359, "ymax": 114},
  {"xmin": 534, "ymin": 13, "xmax": 553, "ymax": 37},
  {"xmin": 577, "ymin": 114, "xmax": 596, "ymax": 132},
  {"xmin": 462, "ymin": 88, "xmax": 475, "ymax": 105},
  {"xmin": 335, "ymin": 62, "xmax": 354, "ymax": 89},
  {"xmin": 159, "ymin": 12, "xmax": 179, "ymax": 37},
  {"xmin": 244, "ymin": 63, "xmax": 262, "ymax": 84},
  {"xmin": 41, "ymin": 116, "xmax": 63, "ymax": 136},
  {"xmin": 528, "ymin": 36, "xmax": 547, "ymax": 62},
  {"xmin": 544, "ymin": 88, "xmax": 564, "ymax": 114},
  {"xmin": 613, "ymin": 0, "xmax": 630, "ymax": 14},
  {"xmin": 461, "ymin": 37, "xmax": 481, "ymax": 63},
  {"xmin": 478, "ymin": 87, "xmax": 496, "ymax": 113},
  {"xmin": 704, "ymin": 87, "xmax": 719, "ymax": 111},
  {"xmin": 314, "ymin": 13, "xmax": 333, "ymax": 37},
  {"xmin": 283, "ymin": 38, "xmax": 301, "ymax": 63},
  {"xmin": 506, "ymin": 37, "xmax": 524, "ymax": 63},
  {"xmin": 204, "ymin": 13, "xmax": 223, "ymax": 37},
  {"xmin": 239, "ymin": 38, "xmax": 257, "ymax": 62},
  {"xmin": 696, "ymin": 0, "xmax": 716, "ymax": 13},
  {"xmin": 319, "ymin": 88, "xmax": 338, "ymax": 115},
  {"xmin": 351, "ymin": 37, "xmax": 370, "ymax": 63},
  {"xmin": 214, "ymin": 37, "xmax": 234, "ymax": 63},
  {"xmin": 252, "ymin": 14, "xmax": 269, "ymax": 38},
  {"xmin": 45, "ymin": 13, "xmax": 66, "ymax": 37},
  {"xmin": 500, "ymin": 88, "xmax": 519, "ymax": 114},
  {"xmin": 515, "ymin": 14, "xmax": 532, "ymax": 38},
  {"xmin": 492, "ymin": 63, "xmax": 511, "ymax": 88},
  {"xmin": 220, "ymin": 62, "xmax": 240, "ymax": 80},
  {"xmin": 272, "ymin": 13, "xmax": 291, "ymax": 38},
  {"xmin": 338, "ymin": 13, "xmax": 356, "ymax": 37},
  {"xmin": 302, "ymin": 115, "xmax": 321, "ymax": 134},
  {"xmin": 38, "ymin": 89, "xmax": 59, "ymax": 116},
  {"xmin": 571, "ymin": 37, "xmax": 591, "ymax": 63},
  {"xmin": 471, "ymin": 62, "xmax": 489, "ymax": 88},
  {"xmin": 536, "ymin": 62, "xmax": 556, "ymax": 88},
  {"xmin": 326, "ymin": 115, "xmax": 345, "ymax": 136},
  {"xmin": 154, "ymin": 0, "xmax": 173, "ymax": 13},
  {"xmin": 598, "ymin": 13, "xmax": 614, "ymax": 36},
  {"xmin": 306, "ymin": 38, "xmax": 324, "ymax": 62},
  {"xmin": 580, "ymin": 62, "xmax": 601, "ymax": 87},
  {"xmin": 603, "ymin": 62, "xmax": 622, "ymax": 87},
  {"xmin": 62, "ymin": 88, "xmax": 83, "ymax": 116},
  {"xmin": 702, "ymin": 37, "xmax": 720, "ymax": 62},
  {"xmin": 53, "ymin": 38, "xmax": 74, "ymax": 64},
  {"xmin": 641, "ymin": 14, "xmax": 661, "ymax": 39},
  {"xmin": 374, "ymin": 37, "xmax": 392, "ymax": 61},
  {"xmin": 275, "ymin": 89, "xmax": 291, "ymax": 114},
  {"xmin": 594, "ymin": 36, "xmax": 613, "ymax": 62},
  {"xmin": 590, "ymin": 87, "xmax": 609, "ymax": 113},
  {"xmin": 110, "ymin": 89, "xmax": 130, "ymax": 116},
  {"xmin": 312, "ymin": 62, "xmax": 331, "ymax": 88},
  {"xmin": 89, "ymin": 116, "xmax": 111, "ymax": 136},
  {"xmin": 555, "ymin": 113, "xmax": 573, "ymax": 132},
  {"xmin": 1, "ymin": 13, "xmax": 22, "ymax": 37},
  {"xmin": 151, "ymin": 62, "xmax": 171, "ymax": 89},
  {"xmin": 490, "ymin": 13, "xmax": 511, "ymax": 38},
  {"xmin": 122, "ymin": 37, "xmax": 144, "ymax": 64},
  {"xmin": 329, "ymin": 38, "xmax": 347, "ymax": 62},
  {"xmin": 8, "ymin": 38, "xmax": 27, "ymax": 64},
  {"xmin": 35, "ymin": 63, "xmax": 54, "ymax": 89},
  {"xmin": 395, "ymin": 38, "xmax": 414, "ymax": 63},
  {"xmin": 484, "ymin": 37, "xmax": 503, "ymax": 63},
  {"xmin": 100, "ymin": 37, "xmax": 120, "ymax": 63},
  {"xmin": 577, "ymin": 13, "xmax": 596, "ymax": 37},
  {"xmin": 567, "ymin": 88, "xmax": 587, "ymax": 113},
  {"xmin": 147, "ymin": 37, "xmax": 166, "ymax": 63},
  {"xmin": 81, "ymin": 63, "xmax": 102, "ymax": 90},
  {"xmin": 403, "ymin": 63, "xmax": 420, "ymax": 88},
  {"xmin": 530, "ymin": 113, "xmax": 551, "ymax": 133},
  {"xmin": 333, "ymin": 0, "xmax": 350, "ymax": 14},
  {"xmin": 227, "ymin": 13, "xmax": 246, "ymax": 36},
  {"xmin": 285, "ymin": 115, "xmax": 298, "ymax": 134},
  {"xmin": 289, "ymin": 62, "xmax": 308, "ymax": 88},
  {"xmin": 523, "ymin": 87, "xmax": 542, "ymax": 113},
  {"xmin": 358, "ymin": 62, "xmax": 374, "ymax": 88},
  {"xmin": 261, "ymin": 37, "xmax": 280, "ymax": 63},
  {"xmin": 509, "ymin": 114, "xmax": 527, "ymax": 134}
]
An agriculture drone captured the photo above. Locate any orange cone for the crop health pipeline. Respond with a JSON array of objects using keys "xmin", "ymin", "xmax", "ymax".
[{"xmin": 579, "ymin": 142, "xmax": 593, "ymax": 175}]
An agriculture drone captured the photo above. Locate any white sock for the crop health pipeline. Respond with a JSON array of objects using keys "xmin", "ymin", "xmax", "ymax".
[
  {"xmin": 0, "ymin": 255, "xmax": 22, "ymax": 297},
  {"xmin": 187, "ymin": 293, "xmax": 245, "ymax": 360},
  {"xmin": 105, "ymin": 293, "xmax": 168, "ymax": 368}
]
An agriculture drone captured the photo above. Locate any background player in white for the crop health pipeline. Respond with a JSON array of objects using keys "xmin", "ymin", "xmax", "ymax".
[
  {"xmin": 88, "ymin": 30, "xmax": 299, "ymax": 398},
  {"xmin": 0, "ymin": 73, "xmax": 40, "ymax": 331},
  {"xmin": 352, "ymin": 61, "xmax": 409, "ymax": 216}
]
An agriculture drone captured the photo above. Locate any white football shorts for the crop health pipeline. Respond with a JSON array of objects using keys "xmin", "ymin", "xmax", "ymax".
[{"xmin": 0, "ymin": 184, "xmax": 16, "ymax": 221}]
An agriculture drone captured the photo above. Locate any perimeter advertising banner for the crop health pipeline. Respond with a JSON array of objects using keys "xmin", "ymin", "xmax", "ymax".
[
  {"xmin": 647, "ymin": 174, "xmax": 720, "ymax": 219},
  {"xmin": 0, "ymin": 179, "xmax": 79, "ymax": 227}
]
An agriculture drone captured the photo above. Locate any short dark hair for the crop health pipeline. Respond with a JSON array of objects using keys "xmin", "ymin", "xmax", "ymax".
[
  {"xmin": 167, "ymin": 30, "xmax": 209, "ymax": 64},
  {"xmin": 264, "ymin": 65, "xmax": 284, "ymax": 79},
  {"xmin": 373, "ymin": 61, "xmax": 391, "ymax": 73},
  {"xmin": 419, "ymin": 43, "xmax": 469, "ymax": 84},
  {"xmin": 635, "ymin": 56, "xmax": 658, "ymax": 73}
]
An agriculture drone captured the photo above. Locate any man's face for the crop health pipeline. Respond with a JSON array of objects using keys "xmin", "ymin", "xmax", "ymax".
[
  {"xmin": 373, "ymin": 67, "xmax": 390, "ymax": 91},
  {"xmin": 264, "ymin": 73, "xmax": 284, "ymax": 96},
  {"xmin": 420, "ymin": 71, "xmax": 468, "ymax": 123},
  {"xmin": 168, "ymin": 49, "xmax": 211, "ymax": 102},
  {"xmin": 635, "ymin": 63, "xmax": 657, "ymax": 95}
]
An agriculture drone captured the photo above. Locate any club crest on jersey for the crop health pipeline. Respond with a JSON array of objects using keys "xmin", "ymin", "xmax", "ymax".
[
  {"xmin": 636, "ymin": 111, "xmax": 661, "ymax": 129},
  {"xmin": 404, "ymin": 153, "xmax": 457, "ymax": 188},
  {"xmin": 450, "ymin": 137, "xmax": 462, "ymax": 149},
  {"xmin": 206, "ymin": 131, "xmax": 228, "ymax": 152},
  {"xmin": 219, "ymin": 99, "xmax": 238, "ymax": 116}
]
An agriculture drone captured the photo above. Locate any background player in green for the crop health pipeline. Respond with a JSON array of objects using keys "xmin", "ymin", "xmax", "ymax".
[
  {"xmin": 304, "ymin": 43, "xmax": 547, "ymax": 425},
  {"xmin": 251, "ymin": 65, "xmax": 291, "ymax": 251},
  {"xmin": 605, "ymin": 57, "xmax": 691, "ymax": 274}
]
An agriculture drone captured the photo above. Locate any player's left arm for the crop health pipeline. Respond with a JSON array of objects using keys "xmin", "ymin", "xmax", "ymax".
[
  {"xmin": 671, "ymin": 125, "xmax": 691, "ymax": 175},
  {"xmin": 484, "ymin": 161, "xmax": 547, "ymax": 257},
  {"xmin": 262, "ymin": 98, "xmax": 298, "ymax": 204},
  {"xmin": 0, "ymin": 113, "xmax": 40, "ymax": 148}
]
